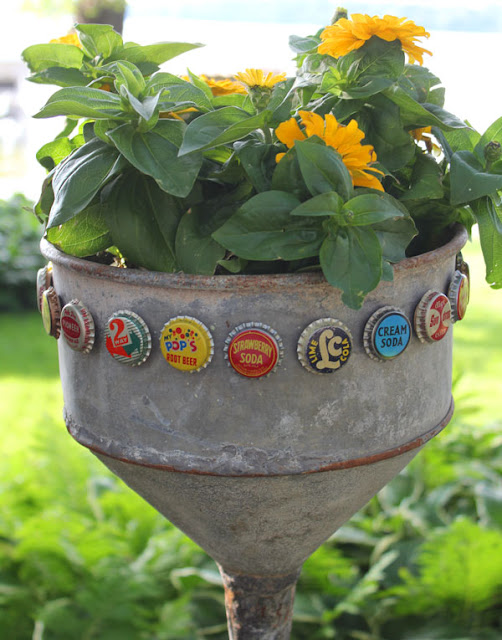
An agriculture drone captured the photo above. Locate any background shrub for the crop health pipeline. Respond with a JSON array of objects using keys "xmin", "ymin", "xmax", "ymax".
[{"xmin": 0, "ymin": 194, "xmax": 45, "ymax": 311}]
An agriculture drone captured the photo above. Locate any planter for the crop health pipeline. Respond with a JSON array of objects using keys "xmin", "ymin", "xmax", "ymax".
[{"xmin": 40, "ymin": 225, "xmax": 467, "ymax": 639}]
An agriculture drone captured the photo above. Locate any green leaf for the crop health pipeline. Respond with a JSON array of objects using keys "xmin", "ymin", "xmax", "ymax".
[
  {"xmin": 342, "ymin": 76, "xmax": 393, "ymax": 100},
  {"xmin": 179, "ymin": 107, "xmax": 270, "ymax": 155},
  {"xmin": 473, "ymin": 116, "xmax": 502, "ymax": 163},
  {"xmin": 289, "ymin": 34, "xmax": 320, "ymax": 54},
  {"xmin": 107, "ymin": 121, "xmax": 202, "ymax": 197},
  {"xmin": 450, "ymin": 150, "xmax": 502, "ymax": 205},
  {"xmin": 385, "ymin": 86, "xmax": 468, "ymax": 130},
  {"xmin": 36, "ymin": 136, "xmax": 82, "ymax": 171},
  {"xmin": 471, "ymin": 197, "xmax": 502, "ymax": 288},
  {"xmin": 100, "ymin": 61, "xmax": 145, "ymax": 97},
  {"xmin": 33, "ymin": 87, "xmax": 124, "ymax": 120},
  {"xmin": 352, "ymin": 37, "xmax": 405, "ymax": 81},
  {"xmin": 403, "ymin": 65, "xmax": 443, "ymax": 104},
  {"xmin": 217, "ymin": 256, "xmax": 248, "ymax": 273},
  {"xmin": 103, "ymin": 173, "xmax": 183, "ymax": 271},
  {"xmin": 109, "ymin": 42, "xmax": 204, "ymax": 65},
  {"xmin": 122, "ymin": 90, "xmax": 161, "ymax": 125},
  {"xmin": 22, "ymin": 43, "xmax": 84, "ymax": 73},
  {"xmin": 268, "ymin": 78, "xmax": 296, "ymax": 124},
  {"xmin": 187, "ymin": 69, "xmax": 214, "ymax": 102},
  {"xmin": 439, "ymin": 127, "xmax": 480, "ymax": 156},
  {"xmin": 27, "ymin": 67, "xmax": 88, "ymax": 88},
  {"xmin": 320, "ymin": 226, "xmax": 382, "ymax": 309},
  {"xmin": 295, "ymin": 139, "xmax": 354, "ymax": 200},
  {"xmin": 290, "ymin": 191, "xmax": 344, "ymax": 218},
  {"xmin": 364, "ymin": 95, "xmax": 415, "ymax": 172},
  {"xmin": 75, "ymin": 23, "xmax": 123, "ymax": 59},
  {"xmin": 233, "ymin": 141, "xmax": 277, "ymax": 192},
  {"xmin": 271, "ymin": 147, "xmax": 310, "ymax": 201},
  {"xmin": 399, "ymin": 153, "xmax": 444, "ymax": 201},
  {"xmin": 175, "ymin": 211, "xmax": 226, "ymax": 275},
  {"xmin": 34, "ymin": 171, "xmax": 55, "ymax": 223},
  {"xmin": 162, "ymin": 82, "xmax": 213, "ymax": 113},
  {"xmin": 48, "ymin": 138, "xmax": 122, "ymax": 227},
  {"xmin": 212, "ymin": 191, "xmax": 325, "ymax": 260},
  {"xmin": 343, "ymin": 193, "xmax": 406, "ymax": 225},
  {"xmin": 371, "ymin": 214, "xmax": 417, "ymax": 262},
  {"xmin": 46, "ymin": 204, "xmax": 112, "ymax": 257}
]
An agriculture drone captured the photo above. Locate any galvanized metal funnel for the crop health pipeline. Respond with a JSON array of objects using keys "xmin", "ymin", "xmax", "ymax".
[{"xmin": 42, "ymin": 226, "xmax": 466, "ymax": 639}]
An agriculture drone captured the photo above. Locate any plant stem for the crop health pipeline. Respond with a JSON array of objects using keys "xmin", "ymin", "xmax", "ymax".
[{"xmin": 262, "ymin": 126, "xmax": 273, "ymax": 144}]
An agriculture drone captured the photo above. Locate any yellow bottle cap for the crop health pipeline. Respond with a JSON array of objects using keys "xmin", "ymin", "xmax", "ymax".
[{"xmin": 160, "ymin": 316, "xmax": 214, "ymax": 372}]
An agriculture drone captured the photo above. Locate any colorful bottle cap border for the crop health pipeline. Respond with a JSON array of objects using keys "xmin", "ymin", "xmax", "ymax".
[
  {"xmin": 36, "ymin": 262, "xmax": 53, "ymax": 312},
  {"xmin": 363, "ymin": 306, "xmax": 411, "ymax": 362},
  {"xmin": 414, "ymin": 290, "xmax": 452, "ymax": 343},
  {"xmin": 448, "ymin": 270, "xmax": 469, "ymax": 323},
  {"xmin": 224, "ymin": 322, "xmax": 283, "ymax": 378},
  {"xmin": 60, "ymin": 299, "xmax": 96, "ymax": 354},
  {"xmin": 297, "ymin": 318, "xmax": 352, "ymax": 374},
  {"xmin": 41, "ymin": 286, "xmax": 61, "ymax": 339},
  {"xmin": 105, "ymin": 310, "xmax": 152, "ymax": 366},
  {"xmin": 38, "ymin": 261, "xmax": 471, "ymax": 372},
  {"xmin": 160, "ymin": 316, "xmax": 214, "ymax": 373}
]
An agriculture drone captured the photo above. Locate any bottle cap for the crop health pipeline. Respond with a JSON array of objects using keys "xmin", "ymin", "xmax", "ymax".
[
  {"xmin": 448, "ymin": 270, "xmax": 469, "ymax": 322},
  {"xmin": 297, "ymin": 318, "xmax": 352, "ymax": 374},
  {"xmin": 224, "ymin": 322, "xmax": 283, "ymax": 379},
  {"xmin": 363, "ymin": 306, "xmax": 411, "ymax": 361},
  {"xmin": 60, "ymin": 300, "xmax": 96, "ymax": 353},
  {"xmin": 36, "ymin": 262, "xmax": 53, "ymax": 312},
  {"xmin": 414, "ymin": 291, "xmax": 451, "ymax": 343},
  {"xmin": 105, "ymin": 310, "xmax": 152, "ymax": 366},
  {"xmin": 41, "ymin": 286, "xmax": 61, "ymax": 339},
  {"xmin": 160, "ymin": 316, "xmax": 214, "ymax": 372}
]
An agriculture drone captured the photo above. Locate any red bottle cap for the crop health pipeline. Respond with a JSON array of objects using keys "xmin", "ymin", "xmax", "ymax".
[
  {"xmin": 414, "ymin": 290, "xmax": 451, "ymax": 343},
  {"xmin": 61, "ymin": 300, "xmax": 96, "ymax": 353},
  {"xmin": 225, "ymin": 322, "xmax": 283, "ymax": 379}
]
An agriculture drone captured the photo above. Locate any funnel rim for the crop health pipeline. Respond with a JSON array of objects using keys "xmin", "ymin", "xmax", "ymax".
[{"xmin": 41, "ymin": 226, "xmax": 467, "ymax": 292}]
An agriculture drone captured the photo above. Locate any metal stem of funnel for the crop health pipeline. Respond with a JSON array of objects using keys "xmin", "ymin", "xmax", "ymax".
[{"xmin": 218, "ymin": 566, "xmax": 301, "ymax": 639}]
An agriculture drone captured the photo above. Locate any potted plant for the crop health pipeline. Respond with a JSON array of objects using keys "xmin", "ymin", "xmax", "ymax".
[{"xmin": 24, "ymin": 10, "xmax": 502, "ymax": 639}]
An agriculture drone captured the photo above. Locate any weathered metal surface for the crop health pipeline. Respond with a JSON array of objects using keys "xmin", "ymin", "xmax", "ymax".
[
  {"xmin": 64, "ymin": 398, "xmax": 453, "ymax": 476},
  {"xmin": 42, "ymin": 227, "xmax": 466, "ymax": 477},
  {"xmin": 218, "ymin": 567, "xmax": 301, "ymax": 639},
  {"xmin": 95, "ymin": 446, "xmax": 420, "ymax": 576}
]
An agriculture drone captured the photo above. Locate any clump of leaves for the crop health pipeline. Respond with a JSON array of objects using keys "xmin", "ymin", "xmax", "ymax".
[{"xmin": 24, "ymin": 17, "xmax": 502, "ymax": 309}]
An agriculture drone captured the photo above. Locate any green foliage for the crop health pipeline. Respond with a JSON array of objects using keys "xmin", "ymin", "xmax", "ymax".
[
  {"xmin": 0, "ymin": 194, "xmax": 45, "ymax": 311},
  {"xmin": 25, "ymin": 18, "xmax": 502, "ymax": 308}
]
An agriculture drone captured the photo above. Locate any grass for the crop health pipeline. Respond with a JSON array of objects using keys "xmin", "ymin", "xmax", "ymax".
[{"xmin": 451, "ymin": 236, "xmax": 502, "ymax": 425}]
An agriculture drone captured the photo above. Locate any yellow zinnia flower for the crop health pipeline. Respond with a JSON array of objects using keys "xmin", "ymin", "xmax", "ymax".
[
  {"xmin": 234, "ymin": 69, "xmax": 287, "ymax": 89},
  {"xmin": 199, "ymin": 75, "xmax": 247, "ymax": 96},
  {"xmin": 182, "ymin": 74, "xmax": 247, "ymax": 96},
  {"xmin": 319, "ymin": 14, "xmax": 432, "ymax": 65},
  {"xmin": 410, "ymin": 126, "xmax": 441, "ymax": 155},
  {"xmin": 50, "ymin": 33, "xmax": 82, "ymax": 48},
  {"xmin": 275, "ymin": 111, "xmax": 384, "ymax": 191}
]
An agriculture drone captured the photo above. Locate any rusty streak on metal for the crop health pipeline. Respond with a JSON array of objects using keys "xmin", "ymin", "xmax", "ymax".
[
  {"xmin": 218, "ymin": 566, "xmax": 301, "ymax": 639},
  {"xmin": 64, "ymin": 398, "xmax": 454, "ymax": 478}
]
